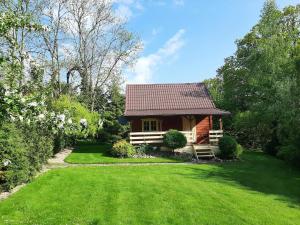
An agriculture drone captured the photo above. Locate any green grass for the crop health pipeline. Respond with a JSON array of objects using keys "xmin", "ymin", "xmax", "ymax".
[
  {"xmin": 65, "ymin": 142, "xmax": 185, "ymax": 163},
  {"xmin": 1, "ymin": 151, "xmax": 300, "ymax": 225}
]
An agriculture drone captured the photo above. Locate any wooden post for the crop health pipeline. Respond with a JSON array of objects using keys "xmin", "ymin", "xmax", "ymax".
[
  {"xmin": 219, "ymin": 116, "xmax": 223, "ymax": 130},
  {"xmin": 209, "ymin": 115, "xmax": 213, "ymax": 130}
]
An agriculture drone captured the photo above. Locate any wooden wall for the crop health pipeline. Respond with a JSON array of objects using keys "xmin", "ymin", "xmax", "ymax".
[
  {"xmin": 195, "ymin": 116, "xmax": 211, "ymax": 144},
  {"xmin": 162, "ymin": 116, "xmax": 182, "ymax": 131},
  {"xmin": 129, "ymin": 116, "xmax": 182, "ymax": 132},
  {"xmin": 130, "ymin": 118, "xmax": 142, "ymax": 132}
]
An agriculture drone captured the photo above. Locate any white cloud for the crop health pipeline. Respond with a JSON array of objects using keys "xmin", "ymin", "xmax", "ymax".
[
  {"xmin": 114, "ymin": 0, "xmax": 144, "ymax": 21},
  {"xmin": 115, "ymin": 4, "xmax": 133, "ymax": 21},
  {"xmin": 127, "ymin": 29, "xmax": 186, "ymax": 84},
  {"xmin": 151, "ymin": 27, "xmax": 162, "ymax": 36},
  {"xmin": 158, "ymin": 29, "xmax": 185, "ymax": 56},
  {"xmin": 173, "ymin": 0, "xmax": 184, "ymax": 6}
]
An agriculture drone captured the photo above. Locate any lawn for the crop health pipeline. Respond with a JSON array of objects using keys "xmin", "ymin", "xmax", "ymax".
[
  {"xmin": 65, "ymin": 142, "xmax": 186, "ymax": 163},
  {"xmin": 1, "ymin": 151, "xmax": 300, "ymax": 225}
]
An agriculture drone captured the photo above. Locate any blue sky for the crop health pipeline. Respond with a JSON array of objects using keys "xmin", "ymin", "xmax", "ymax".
[{"xmin": 115, "ymin": 0, "xmax": 299, "ymax": 84}]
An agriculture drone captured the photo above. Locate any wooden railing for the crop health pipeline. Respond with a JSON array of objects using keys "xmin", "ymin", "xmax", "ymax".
[
  {"xmin": 209, "ymin": 130, "xmax": 223, "ymax": 145},
  {"xmin": 129, "ymin": 130, "xmax": 223, "ymax": 145},
  {"xmin": 129, "ymin": 131, "xmax": 195, "ymax": 145}
]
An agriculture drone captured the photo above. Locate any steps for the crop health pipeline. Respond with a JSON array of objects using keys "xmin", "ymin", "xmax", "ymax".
[{"xmin": 193, "ymin": 145, "xmax": 215, "ymax": 160}]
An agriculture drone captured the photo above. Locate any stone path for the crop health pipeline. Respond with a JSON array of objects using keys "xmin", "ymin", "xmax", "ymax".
[{"xmin": 47, "ymin": 148, "xmax": 73, "ymax": 165}]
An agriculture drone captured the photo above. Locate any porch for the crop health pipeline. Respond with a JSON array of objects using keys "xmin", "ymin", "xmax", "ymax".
[
  {"xmin": 129, "ymin": 130, "xmax": 223, "ymax": 145},
  {"xmin": 129, "ymin": 130, "xmax": 223, "ymax": 159}
]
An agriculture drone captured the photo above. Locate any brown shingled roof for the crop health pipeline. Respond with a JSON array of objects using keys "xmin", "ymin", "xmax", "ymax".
[{"xmin": 124, "ymin": 82, "xmax": 230, "ymax": 116}]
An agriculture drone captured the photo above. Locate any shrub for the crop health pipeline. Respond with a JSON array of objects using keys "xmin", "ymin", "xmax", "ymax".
[
  {"xmin": 218, "ymin": 135, "xmax": 241, "ymax": 159},
  {"xmin": 53, "ymin": 132, "xmax": 66, "ymax": 154},
  {"xmin": 277, "ymin": 144, "xmax": 300, "ymax": 168},
  {"xmin": 263, "ymin": 130, "xmax": 280, "ymax": 156},
  {"xmin": 111, "ymin": 140, "xmax": 135, "ymax": 158},
  {"xmin": 0, "ymin": 122, "xmax": 56, "ymax": 191},
  {"xmin": 0, "ymin": 123, "xmax": 30, "ymax": 191},
  {"xmin": 97, "ymin": 130, "xmax": 112, "ymax": 143},
  {"xmin": 135, "ymin": 144, "xmax": 154, "ymax": 155},
  {"xmin": 51, "ymin": 95, "xmax": 100, "ymax": 137},
  {"xmin": 97, "ymin": 130, "xmax": 123, "ymax": 144},
  {"xmin": 237, "ymin": 144, "xmax": 244, "ymax": 157},
  {"xmin": 22, "ymin": 125, "xmax": 54, "ymax": 175},
  {"xmin": 232, "ymin": 111, "xmax": 272, "ymax": 149},
  {"xmin": 163, "ymin": 129, "xmax": 187, "ymax": 150}
]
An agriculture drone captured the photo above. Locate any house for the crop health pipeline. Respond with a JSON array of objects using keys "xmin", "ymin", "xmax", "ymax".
[{"xmin": 124, "ymin": 82, "xmax": 230, "ymax": 156}]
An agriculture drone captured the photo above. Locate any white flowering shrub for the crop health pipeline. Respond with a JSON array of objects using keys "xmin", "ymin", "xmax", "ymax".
[
  {"xmin": 0, "ymin": 84, "xmax": 83, "ymax": 137},
  {"xmin": 0, "ymin": 84, "xmax": 98, "ymax": 191},
  {"xmin": 51, "ymin": 95, "xmax": 100, "ymax": 137}
]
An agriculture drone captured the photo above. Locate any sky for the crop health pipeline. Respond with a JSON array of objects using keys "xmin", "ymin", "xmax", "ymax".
[{"xmin": 113, "ymin": 0, "xmax": 299, "ymax": 84}]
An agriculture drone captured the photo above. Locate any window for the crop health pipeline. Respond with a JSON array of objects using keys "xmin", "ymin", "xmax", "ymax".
[{"xmin": 142, "ymin": 119, "xmax": 161, "ymax": 132}]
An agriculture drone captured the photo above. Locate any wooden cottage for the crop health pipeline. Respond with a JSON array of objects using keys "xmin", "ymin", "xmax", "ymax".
[{"xmin": 124, "ymin": 83, "xmax": 230, "ymax": 156}]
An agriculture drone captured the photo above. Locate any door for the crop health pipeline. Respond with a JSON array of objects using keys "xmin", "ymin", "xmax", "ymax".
[{"xmin": 182, "ymin": 116, "xmax": 196, "ymax": 143}]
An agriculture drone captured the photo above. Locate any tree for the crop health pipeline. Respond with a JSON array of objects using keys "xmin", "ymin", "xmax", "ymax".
[
  {"xmin": 40, "ymin": 0, "xmax": 68, "ymax": 97},
  {"xmin": 64, "ymin": 0, "xmax": 141, "ymax": 109},
  {"xmin": 99, "ymin": 79, "xmax": 129, "ymax": 142},
  {"xmin": 0, "ymin": 0, "xmax": 43, "ymax": 87},
  {"xmin": 210, "ymin": 0, "xmax": 300, "ymax": 165}
]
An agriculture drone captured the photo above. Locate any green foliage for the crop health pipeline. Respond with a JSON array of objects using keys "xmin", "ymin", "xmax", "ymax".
[
  {"xmin": 0, "ymin": 10, "xmax": 42, "ymax": 88},
  {"xmin": 111, "ymin": 140, "xmax": 135, "ymax": 158},
  {"xmin": 0, "ymin": 122, "xmax": 56, "ymax": 191},
  {"xmin": 96, "ymin": 81, "xmax": 129, "ymax": 142},
  {"xmin": 208, "ymin": 1, "xmax": 300, "ymax": 165},
  {"xmin": 232, "ymin": 111, "xmax": 273, "ymax": 149},
  {"xmin": 218, "ymin": 135, "xmax": 241, "ymax": 159},
  {"xmin": 163, "ymin": 129, "xmax": 187, "ymax": 150},
  {"xmin": 135, "ymin": 144, "xmax": 154, "ymax": 155},
  {"xmin": 21, "ymin": 125, "xmax": 53, "ymax": 175},
  {"xmin": 53, "ymin": 132, "xmax": 67, "ymax": 154},
  {"xmin": 263, "ymin": 125, "xmax": 280, "ymax": 156},
  {"xmin": 0, "ymin": 122, "xmax": 30, "ymax": 191},
  {"xmin": 97, "ymin": 130, "xmax": 123, "ymax": 144},
  {"xmin": 277, "ymin": 144, "xmax": 300, "ymax": 167},
  {"xmin": 237, "ymin": 144, "xmax": 244, "ymax": 157},
  {"xmin": 51, "ymin": 95, "xmax": 99, "ymax": 137},
  {"xmin": 203, "ymin": 77, "xmax": 224, "ymax": 108}
]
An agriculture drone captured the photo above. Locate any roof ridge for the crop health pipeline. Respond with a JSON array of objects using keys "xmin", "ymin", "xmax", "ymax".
[{"xmin": 126, "ymin": 82, "xmax": 204, "ymax": 86}]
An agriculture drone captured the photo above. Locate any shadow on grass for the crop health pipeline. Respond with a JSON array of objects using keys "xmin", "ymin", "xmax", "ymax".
[
  {"xmin": 178, "ymin": 151, "xmax": 300, "ymax": 206},
  {"xmin": 73, "ymin": 141, "xmax": 112, "ymax": 156}
]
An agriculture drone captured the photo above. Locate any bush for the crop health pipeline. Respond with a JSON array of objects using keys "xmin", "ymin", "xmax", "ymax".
[
  {"xmin": 0, "ymin": 122, "xmax": 56, "ymax": 192},
  {"xmin": 237, "ymin": 144, "xmax": 244, "ymax": 157},
  {"xmin": 232, "ymin": 111, "xmax": 272, "ymax": 149},
  {"xmin": 97, "ymin": 130, "xmax": 112, "ymax": 143},
  {"xmin": 163, "ymin": 129, "xmax": 187, "ymax": 150},
  {"xmin": 263, "ymin": 129, "xmax": 280, "ymax": 156},
  {"xmin": 218, "ymin": 135, "xmax": 241, "ymax": 159},
  {"xmin": 111, "ymin": 140, "xmax": 135, "ymax": 158},
  {"xmin": 53, "ymin": 132, "xmax": 66, "ymax": 154},
  {"xmin": 277, "ymin": 144, "xmax": 300, "ymax": 167},
  {"xmin": 51, "ymin": 95, "xmax": 100, "ymax": 137},
  {"xmin": 22, "ymin": 125, "xmax": 53, "ymax": 175},
  {"xmin": 0, "ymin": 123, "xmax": 30, "ymax": 191},
  {"xmin": 135, "ymin": 144, "xmax": 154, "ymax": 155},
  {"xmin": 97, "ymin": 130, "xmax": 123, "ymax": 144}
]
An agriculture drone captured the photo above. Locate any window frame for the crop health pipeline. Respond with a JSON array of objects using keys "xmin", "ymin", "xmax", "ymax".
[{"xmin": 142, "ymin": 118, "xmax": 161, "ymax": 132}]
